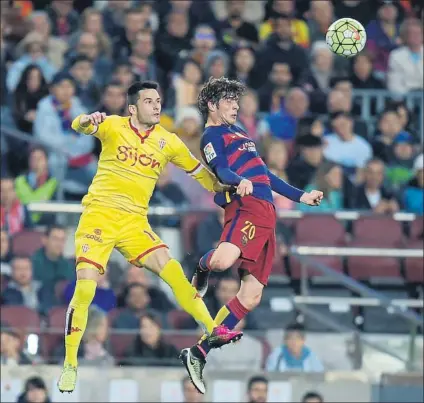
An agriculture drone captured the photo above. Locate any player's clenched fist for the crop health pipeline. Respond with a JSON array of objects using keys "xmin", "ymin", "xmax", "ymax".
[
  {"xmin": 300, "ymin": 189, "xmax": 324, "ymax": 206},
  {"xmin": 79, "ymin": 112, "xmax": 107, "ymax": 127},
  {"xmin": 237, "ymin": 179, "xmax": 253, "ymax": 197}
]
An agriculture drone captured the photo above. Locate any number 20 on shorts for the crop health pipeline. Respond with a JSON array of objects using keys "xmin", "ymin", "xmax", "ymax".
[{"xmin": 241, "ymin": 220, "xmax": 256, "ymax": 240}]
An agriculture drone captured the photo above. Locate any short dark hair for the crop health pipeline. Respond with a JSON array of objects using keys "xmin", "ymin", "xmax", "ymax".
[
  {"xmin": 285, "ymin": 322, "xmax": 305, "ymax": 334},
  {"xmin": 127, "ymin": 81, "xmax": 159, "ymax": 106},
  {"xmin": 70, "ymin": 54, "xmax": 92, "ymax": 67},
  {"xmin": 45, "ymin": 224, "xmax": 65, "ymax": 237},
  {"xmin": 247, "ymin": 375, "xmax": 268, "ymax": 391},
  {"xmin": 301, "ymin": 391, "xmax": 324, "ymax": 403},
  {"xmin": 197, "ymin": 77, "xmax": 246, "ymax": 120}
]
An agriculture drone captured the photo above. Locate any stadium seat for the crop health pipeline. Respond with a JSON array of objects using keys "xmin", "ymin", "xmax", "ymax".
[
  {"xmin": 1, "ymin": 306, "xmax": 41, "ymax": 333},
  {"xmin": 289, "ymin": 255, "xmax": 344, "ymax": 279},
  {"xmin": 347, "ymin": 255, "xmax": 402, "ymax": 282},
  {"xmin": 43, "ymin": 306, "xmax": 67, "ymax": 358},
  {"xmin": 110, "ymin": 332, "xmax": 135, "ymax": 359},
  {"xmin": 11, "ymin": 230, "xmax": 44, "ymax": 257},
  {"xmin": 404, "ymin": 240, "xmax": 424, "ymax": 284},
  {"xmin": 352, "ymin": 217, "xmax": 404, "ymax": 247},
  {"xmin": 294, "ymin": 215, "xmax": 346, "ymax": 246},
  {"xmin": 409, "ymin": 218, "xmax": 424, "ymax": 240},
  {"xmin": 167, "ymin": 310, "xmax": 192, "ymax": 329},
  {"xmin": 54, "ymin": 280, "xmax": 70, "ymax": 304},
  {"xmin": 107, "ymin": 308, "xmax": 123, "ymax": 326},
  {"xmin": 162, "ymin": 332, "xmax": 199, "ymax": 350},
  {"xmin": 181, "ymin": 213, "xmax": 209, "ymax": 255}
]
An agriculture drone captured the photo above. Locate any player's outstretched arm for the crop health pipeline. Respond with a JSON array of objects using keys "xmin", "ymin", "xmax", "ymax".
[
  {"xmin": 267, "ymin": 168, "xmax": 323, "ymax": 205},
  {"xmin": 71, "ymin": 112, "xmax": 107, "ymax": 136}
]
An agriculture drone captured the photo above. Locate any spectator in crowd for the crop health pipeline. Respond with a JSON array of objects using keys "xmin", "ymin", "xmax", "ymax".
[
  {"xmin": 306, "ymin": 0, "xmax": 334, "ymax": 44},
  {"xmin": 68, "ymin": 55, "xmax": 101, "ymax": 111},
  {"xmin": 301, "ymin": 41, "xmax": 335, "ymax": 114},
  {"xmin": 333, "ymin": 0, "xmax": 376, "ymax": 27},
  {"xmin": 155, "ymin": 10, "xmax": 191, "ymax": 75},
  {"xmin": 347, "ymin": 158, "xmax": 399, "ymax": 214},
  {"xmin": 17, "ymin": 376, "xmax": 51, "ymax": 403},
  {"xmin": 2, "ymin": 256, "xmax": 55, "ymax": 315},
  {"xmin": 296, "ymin": 116, "xmax": 325, "ymax": 139},
  {"xmin": 6, "ymin": 32, "xmax": 57, "ymax": 93},
  {"xmin": 102, "ymin": 0, "xmax": 132, "ymax": 39},
  {"xmin": 195, "ymin": 206, "xmax": 225, "ymax": 260},
  {"xmin": 403, "ymin": 153, "xmax": 424, "ymax": 214},
  {"xmin": 387, "ymin": 18, "xmax": 423, "ymax": 95},
  {"xmin": 111, "ymin": 61, "xmax": 137, "ymax": 90},
  {"xmin": 182, "ymin": 375, "xmax": 203, "ymax": 403},
  {"xmin": 229, "ymin": 44, "xmax": 257, "ymax": 89},
  {"xmin": 266, "ymin": 323, "xmax": 324, "ymax": 372},
  {"xmin": 26, "ymin": 11, "xmax": 68, "ymax": 69},
  {"xmin": 366, "ymin": 1, "xmax": 401, "ymax": 79},
  {"xmin": 219, "ymin": 0, "xmax": 259, "ymax": 47},
  {"xmin": 15, "ymin": 146, "xmax": 58, "ymax": 225},
  {"xmin": 204, "ymin": 49, "xmax": 230, "ymax": 80},
  {"xmin": 12, "ymin": 64, "xmax": 49, "ymax": 134},
  {"xmin": 246, "ymin": 375, "xmax": 268, "ymax": 403},
  {"xmin": 350, "ymin": 52, "xmax": 384, "ymax": 90},
  {"xmin": 1, "ymin": 230, "xmax": 13, "ymax": 275},
  {"xmin": 1, "ymin": 325, "xmax": 32, "ymax": 365},
  {"xmin": 207, "ymin": 317, "xmax": 263, "ymax": 371},
  {"xmin": 96, "ymin": 81, "xmax": 126, "ymax": 118},
  {"xmin": 259, "ymin": 87, "xmax": 309, "ymax": 141},
  {"xmin": 33, "ymin": 72, "xmax": 96, "ymax": 195},
  {"xmin": 0, "ymin": 177, "xmax": 33, "ymax": 236},
  {"xmin": 323, "ymin": 112, "xmax": 372, "ymax": 178},
  {"xmin": 171, "ymin": 58, "xmax": 203, "ymax": 109},
  {"xmin": 173, "ymin": 106, "xmax": 203, "ymax": 159},
  {"xmin": 260, "ymin": 1, "xmax": 309, "ymax": 49},
  {"xmin": 257, "ymin": 62, "xmax": 292, "ymax": 112},
  {"xmin": 299, "ymin": 162, "xmax": 346, "ymax": 212},
  {"xmin": 301, "ymin": 391, "xmax": 324, "ymax": 403},
  {"xmin": 46, "ymin": 0, "xmax": 79, "ymax": 38},
  {"xmin": 388, "ymin": 100, "xmax": 419, "ymax": 140},
  {"xmin": 31, "ymin": 225, "xmax": 74, "ymax": 290},
  {"xmin": 236, "ymin": 89, "xmax": 260, "ymax": 142},
  {"xmin": 113, "ymin": 283, "xmax": 156, "ymax": 330},
  {"xmin": 121, "ymin": 313, "xmax": 179, "ymax": 366},
  {"xmin": 287, "ymin": 134, "xmax": 324, "ymax": 189},
  {"xmin": 64, "ymin": 270, "xmax": 116, "ymax": 313},
  {"xmin": 68, "ymin": 8, "xmax": 112, "ymax": 59},
  {"xmin": 329, "ymin": 78, "xmax": 362, "ymax": 117},
  {"xmin": 151, "ymin": 165, "xmax": 189, "ymax": 208}
]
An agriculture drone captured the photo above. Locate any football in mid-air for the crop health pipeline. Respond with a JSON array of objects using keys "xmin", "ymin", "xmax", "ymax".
[{"xmin": 326, "ymin": 18, "xmax": 367, "ymax": 57}]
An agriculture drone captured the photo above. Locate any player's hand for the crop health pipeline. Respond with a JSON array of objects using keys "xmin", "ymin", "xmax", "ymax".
[
  {"xmin": 80, "ymin": 112, "xmax": 107, "ymax": 127},
  {"xmin": 300, "ymin": 190, "xmax": 324, "ymax": 206},
  {"xmin": 237, "ymin": 179, "xmax": 253, "ymax": 197}
]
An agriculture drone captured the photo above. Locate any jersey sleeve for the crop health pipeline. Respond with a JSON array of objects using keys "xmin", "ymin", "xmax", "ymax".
[{"xmin": 71, "ymin": 114, "xmax": 112, "ymax": 141}]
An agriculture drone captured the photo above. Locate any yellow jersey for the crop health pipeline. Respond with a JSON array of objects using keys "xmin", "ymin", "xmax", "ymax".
[{"xmin": 71, "ymin": 115, "xmax": 220, "ymax": 215}]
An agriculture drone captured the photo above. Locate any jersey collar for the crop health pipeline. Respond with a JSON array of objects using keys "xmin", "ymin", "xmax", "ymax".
[{"xmin": 129, "ymin": 118, "xmax": 155, "ymax": 143}]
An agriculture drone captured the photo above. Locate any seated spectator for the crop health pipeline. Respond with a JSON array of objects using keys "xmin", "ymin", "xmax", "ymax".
[
  {"xmin": 260, "ymin": 1, "xmax": 309, "ymax": 49},
  {"xmin": 64, "ymin": 270, "xmax": 115, "ymax": 313},
  {"xmin": 26, "ymin": 11, "xmax": 68, "ymax": 69},
  {"xmin": 219, "ymin": 0, "xmax": 259, "ymax": 47},
  {"xmin": 387, "ymin": 18, "xmax": 423, "ymax": 96},
  {"xmin": 46, "ymin": 0, "xmax": 79, "ymax": 38},
  {"xmin": 403, "ymin": 154, "xmax": 423, "ymax": 214},
  {"xmin": 121, "ymin": 313, "xmax": 179, "ymax": 366},
  {"xmin": 302, "ymin": 391, "xmax": 324, "ymax": 403},
  {"xmin": 111, "ymin": 61, "xmax": 138, "ymax": 90},
  {"xmin": 17, "ymin": 376, "xmax": 51, "ymax": 403},
  {"xmin": 236, "ymin": 90, "xmax": 261, "ymax": 142},
  {"xmin": 1, "ymin": 230, "xmax": 13, "ymax": 275},
  {"xmin": 97, "ymin": 81, "xmax": 126, "ymax": 117},
  {"xmin": 287, "ymin": 134, "xmax": 324, "ymax": 189},
  {"xmin": 296, "ymin": 116, "xmax": 325, "ymax": 139},
  {"xmin": 366, "ymin": 1, "xmax": 401, "ymax": 79},
  {"xmin": 207, "ymin": 317, "xmax": 263, "ymax": 371},
  {"xmin": 151, "ymin": 166, "xmax": 189, "ymax": 209},
  {"xmin": 299, "ymin": 162, "xmax": 346, "ymax": 212},
  {"xmin": 6, "ymin": 32, "xmax": 57, "ymax": 93},
  {"xmin": 12, "ymin": 64, "xmax": 49, "ymax": 133},
  {"xmin": 2, "ymin": 256, "xmax": 55, "ymax": 315},
  {"xmin": 68, "ymin": 55, "xmax": 101, "ymax": 111},
  {"xmin": 204, "ymin": 50, "xmax": 230, "ymax": 80},
  {"xmin": 173, "ymin": 106, "xmax": 203, "ymax": 160},
  {"xmin": 257, "ymin": 62, "xmax": 292, "ymax": 112},
  {"xmin": 15, "ymin": 146, "xmax": 58, "ymax": 225},
  {"xmin": 246, "ymin": 375, "xmax": 268, "ymax": 403},
  {"xmin": 31, "ymin": 225, "xmax": 74, "ymax": 289},
  {"xmin": 33, "ymin": 72, "xmax": 96, "ymax": 195},
  {"xmin": 347, "ymin": 158, "xmax": 399, "ymax": 214},
  {"xmin": 229, "ymin": 44, "xmax": 257, "ymax": 89},
  {"xmin": 323, "ymin": 112, "xmax": 372, "ymax": 179},
  {"xmin": 182, "ymin": 375, "xmax": 204, "ymax": 403},
  {"xmin": 306, "ymin": 0, "xmax": 333, "ymax": 44},
  {"xmin": 195, "ymin": 206, "xmax": 225, "ymax": 258},
  {"xmin": 301, "ymin": 41, "xmax": 335, "ymax": 114},
  {"xmin": 170, "ymin": 59, "xmax": 202, "ymax": 109},
  {"xmin": 113, "ymin": 283, "xmax": 156, "ymax": 330},
  {"xmin": 265, "ymin": 139, "xmax": 294, "ymax": 210},
  {"xmin": 259, "ymin": 88, "xmax": 309, "ymax": 141},
  {"xmin": 387, "ymin": 100, "xmax": 419, "ymax": 140},
  {"xmin": 266, "ymin": 323, "xmax": 324, "ymax": 372},
  {"xmin": 328, "ymin": 78, "xmax": 362, "ymax": 116},
  {"xmin": 0, "ymin": 325, "xmax": 32, "ymax": 365},
  {"xmin": 0, "ymin": 177, "xmax": 32, "ymax": 236}
]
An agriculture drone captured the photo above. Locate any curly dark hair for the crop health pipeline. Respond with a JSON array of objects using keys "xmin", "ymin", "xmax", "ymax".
[{"xmin": 197, "ymin": 77, "xmax": 246, "ymax": 120}]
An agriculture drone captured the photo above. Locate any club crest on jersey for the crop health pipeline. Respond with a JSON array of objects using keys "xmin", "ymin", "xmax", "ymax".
[
  {"xmin": 204, "ymin": 142, "xmax": 217, "ymax": 162},
  {"xmin": 159, "ymin": 138, "xmax": 166, "ymax": 150}
]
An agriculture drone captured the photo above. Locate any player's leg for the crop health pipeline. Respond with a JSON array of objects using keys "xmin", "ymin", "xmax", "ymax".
[{"xmin": 58, "ymin": 208, "xmax": 116, "ymax": 393}]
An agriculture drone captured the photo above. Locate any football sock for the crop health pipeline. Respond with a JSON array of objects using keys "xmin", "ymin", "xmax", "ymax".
[
  {"xmin": 159, "ymin": 259, "xmax": 216, "ymax": 334},
  {"xmin": 64, "ymin": 279, "xmax": 97, "ymax": 367},
  {"xmin": 199, "ymin": 249, "xmax": 215, "ymax": 271},
  {"xmin": 195, "ymin": 296, "xmax": 250, "ymax": 357}
]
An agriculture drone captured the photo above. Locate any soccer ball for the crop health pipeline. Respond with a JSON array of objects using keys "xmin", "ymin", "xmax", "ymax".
[{"xmin": 326, "ymin": 18, "xmax": 367, "ymax": 57}]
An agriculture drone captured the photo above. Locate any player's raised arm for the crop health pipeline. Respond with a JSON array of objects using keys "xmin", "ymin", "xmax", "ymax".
[{"xmin": 71, "ymin": 112, "xmax": 108, "ymax": 139}]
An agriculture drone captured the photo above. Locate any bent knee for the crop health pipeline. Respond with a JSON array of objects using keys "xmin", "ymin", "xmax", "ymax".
[
  {"xmin": 210, "ymin": 254, "xmax": 236, "ymax": 271},
  {"xmin": 76, "ymin": 266, "xmax": 100, "ymax": 281}
]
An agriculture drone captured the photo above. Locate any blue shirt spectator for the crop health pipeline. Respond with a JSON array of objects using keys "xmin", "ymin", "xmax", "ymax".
[{"xmin": 403, "ymin": 154, "xmax": 424, "ymax": 214}]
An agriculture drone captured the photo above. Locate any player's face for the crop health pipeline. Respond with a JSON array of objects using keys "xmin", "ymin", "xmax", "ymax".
[
  {"xmin": 217, "ymin": 97, "xmax": 239, "ymax": 125},
  {"xmin": 133, "ymin": 89, "xmax": 161, "ymax": 126}
]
